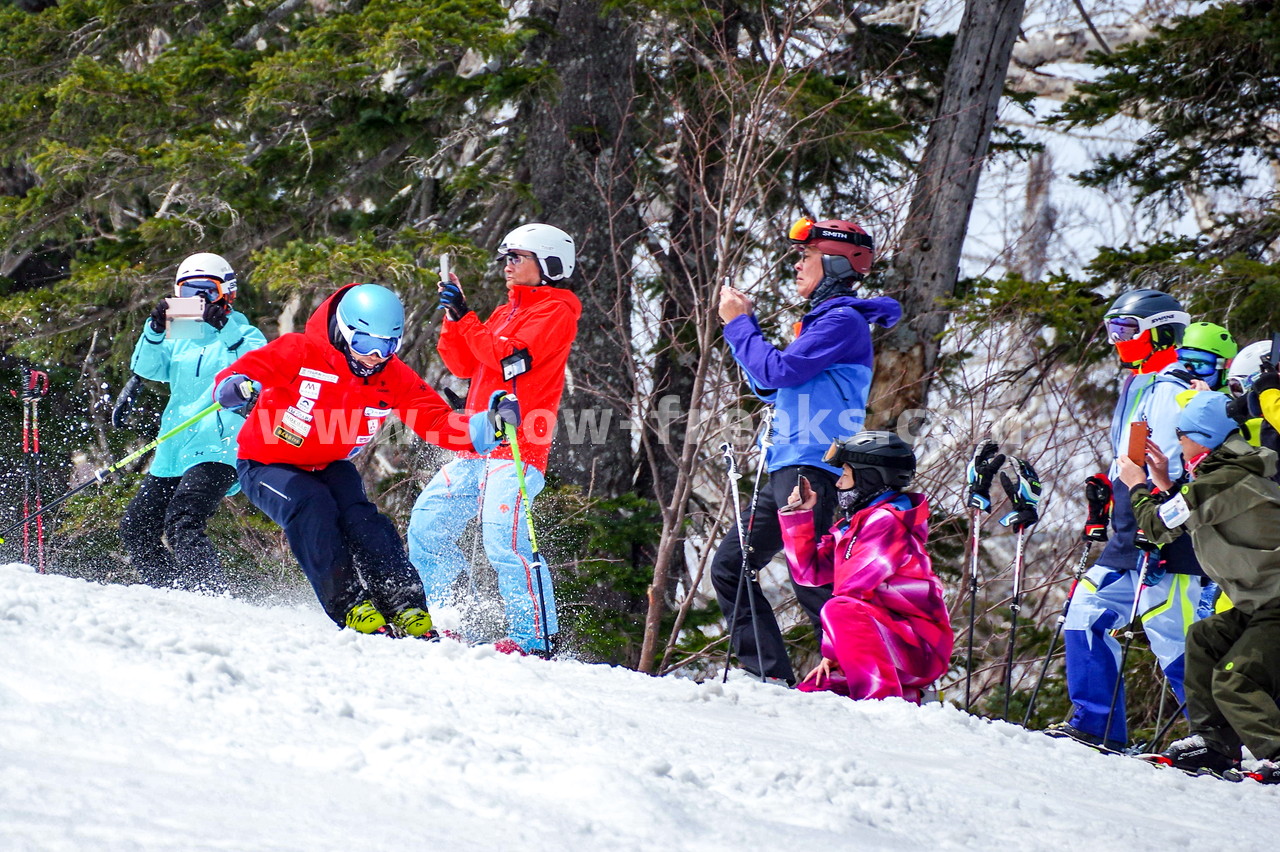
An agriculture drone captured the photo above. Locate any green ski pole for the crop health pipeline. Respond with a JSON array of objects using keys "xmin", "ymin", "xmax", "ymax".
[
  {"xmin": 504, "ymin": 422, "xmax": 552, "ymax": 657},
  {"xmin": 0, "ymin": 401, "xmax": 224, "ymax": 545}
]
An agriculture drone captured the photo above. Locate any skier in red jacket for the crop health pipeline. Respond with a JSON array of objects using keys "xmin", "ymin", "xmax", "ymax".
[
  {"xmin": 213, "ymin": 283, "xmax": 518, "ymax": 637},
  {"xmin": 408, "ymin": 224, "xmax": 581, "ymax": 655}
]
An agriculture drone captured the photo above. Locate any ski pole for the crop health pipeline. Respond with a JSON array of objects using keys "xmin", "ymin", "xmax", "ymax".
[
  {"xmin": 963, "ymin": 441, "xmax": 1005, "ymax": 713},
  {"xmin": 998, "ymin": 458, "xmax": 1042, "ymax": 722},
  {"xmin": 1024, "ymin": 473, "xmax": 1111, "ymax": 726},
  {"xmin": 1102, "ymin": 546, "xmax": 1154, "ymax": 750},
  {"xmin": 503, "ymin": 423, "xmax": 552, "ymax": 658},
  {"xmin": 1023, "ymin": 541, "xmax": 1090, "ymax": 726},
  {"xmin": 29, "ymin": 370, "xmax": 49, "ymax": 573},
  {"xmin": 0, "ymin": 400, "xmax": 223, "ymax": 545},
  {"xmin": 719, "ymin": 424, "xmax": 770, "ymax": 685}
]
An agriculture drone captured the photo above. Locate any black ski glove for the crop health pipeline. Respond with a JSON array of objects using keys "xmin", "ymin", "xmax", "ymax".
[
  {"xmin": 1083, "ymin": 473, "xmax": 1112, "ymax": 542},
  {"xmin": 1225, "ymin": 391, "xmax": 1255, "ymax": 424},
  {"xmin": 203, "ymin": 299, "xmax": 231, "ymax": 331},
  {"xmin": 1254, "ymin": 369, "xmax": 1280, "ymax": 395},
  {"xmin": 486, "ymin": 390, "xmax": 521, "ymax": 440},
  {"xmin": 111, "ymin": 374, "xmax": 145, "ymax": 429},
  {"xmin": 966, "ymin": 441, "xmax": 1006, "ymax": 512},
  {"xmin": 439, "ymin": 281, "xmax": 471, "ymax": 322},
  {"xmin": 148, "ymin": 299, "xmax": 169, "ymax": 334},
  {"xmin": 999, "ymin": 457, "xmax": 1041, "ymax": 532}
]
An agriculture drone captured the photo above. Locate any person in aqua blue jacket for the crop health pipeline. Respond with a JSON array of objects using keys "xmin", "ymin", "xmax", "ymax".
[
  {"xmin": 119, "ymin": 253, "xmax": 267, "ymax": 591},
  {"xmin": 712, "ymin": 217, "xmax": 902, "ymax": 685}
]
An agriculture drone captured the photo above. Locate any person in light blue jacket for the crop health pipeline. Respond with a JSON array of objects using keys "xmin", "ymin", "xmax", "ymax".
[{"xmin": 119, "ymin": 253, "xmax": 267, "ymax": 591}]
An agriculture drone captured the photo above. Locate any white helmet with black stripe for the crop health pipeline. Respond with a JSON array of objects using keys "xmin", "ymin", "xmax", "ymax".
[{"xmin": 499, "ymin": 223, "xmax": 576, "ymax": 282}]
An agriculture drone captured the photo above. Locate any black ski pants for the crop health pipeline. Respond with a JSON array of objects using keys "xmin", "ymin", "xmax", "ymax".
[
  {"xmin": 709, "ymin": 464, "xmax": 836, "ymax": 683},
  {"xmin": 119, "ymin": 462, "xmax": 236, "ymax": 592},
  {"xmin": 237, "ymin": 458, "xmax": 426, "ymax": 626},
  {"xmin": 1185, "ymin": 604, "xmax": 1280, "ymax": 761}
]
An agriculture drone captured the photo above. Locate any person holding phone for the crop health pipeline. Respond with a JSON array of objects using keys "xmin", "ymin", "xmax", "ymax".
[
  {"xmin": 1121, "ymin": 391, "xmax": 1280, "ymax": 783},
  {"xmin": 408, "ymin": 224, "xmax": 581, "ymax": 656},
  {"xmin": 780, "ymin": 432, "xmax": 951, "ymax": 702},
  {"xmin": 1049, "ymin": 291, "xmax": 1212, "ymax": 750},
  {"xmin": 711, "ymin": 217, "xmax": 901, "ymax": 685},
  {"xmin": 118, "ymin": 253, "xmax": 267, "ymax": 591}
]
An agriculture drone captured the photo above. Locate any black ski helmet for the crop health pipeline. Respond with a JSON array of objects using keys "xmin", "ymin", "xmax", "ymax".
[
  {"xmin": 1103, "ymin": 289, "xmax": 1188, "ymax": 351},
  {"xmin": 824, "ymin": 431, "xmax": 917, "ymax": 489}
]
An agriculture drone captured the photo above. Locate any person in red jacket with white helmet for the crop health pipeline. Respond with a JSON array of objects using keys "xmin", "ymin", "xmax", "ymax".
[
  {"xmin": 408, "ymin": 224, "xmax": 582, "ymax": 655},
  {"xmin": 213, "ymin": 283, "xmax": 519, "ymax": 638}
]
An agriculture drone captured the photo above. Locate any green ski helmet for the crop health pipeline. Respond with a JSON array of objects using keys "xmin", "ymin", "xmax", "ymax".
[{"xmin": 1176, "ymin": 322, "xmax": 1237, "ymax": 388}]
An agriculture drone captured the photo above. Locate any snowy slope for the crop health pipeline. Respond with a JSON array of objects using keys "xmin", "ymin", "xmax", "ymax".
[{"xmin": 2, "ymin": 562, "xmax": 1275, "ymax": 852}]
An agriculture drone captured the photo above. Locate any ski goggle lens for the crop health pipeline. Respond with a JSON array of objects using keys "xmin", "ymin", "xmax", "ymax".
[
  {"xmin": 789, "ymin": 218, "xmax": 816, "ymax": 243},
  {"xmin": 1177, "ymin": 348, "xmax": 1222, "ymax": 378},
  {"xmin": 1103, "ymin": 310, "xmax": 1191, "ymax": 344},
  {"xmin": 348, "ymin": 330, "xmax": 401, "ymax": 359},
  {"xmin": 177, "ymin": 277, "xmax": 223, "ymax": 301}
]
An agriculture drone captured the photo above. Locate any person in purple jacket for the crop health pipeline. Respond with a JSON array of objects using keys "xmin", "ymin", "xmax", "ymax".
[{"xmin": 714, "ymin": 217, "xmax": 902, "ymax": 685}]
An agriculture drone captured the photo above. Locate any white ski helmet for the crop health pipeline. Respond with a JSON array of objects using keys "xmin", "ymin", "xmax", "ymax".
[
  {"xmin": 498, "ymin": 223, "xmax": 576, "ymax": 282},
  {"xmin": 175, "ymin": 252, "xmax": 237, "ymax": 301},
  {"xmin": 1227, "ymin": 340, "xmax": 1273, "ymax": 392}
]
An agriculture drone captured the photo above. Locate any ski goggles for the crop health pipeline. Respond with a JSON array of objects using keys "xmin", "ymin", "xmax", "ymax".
[
  {"xmin": 1176, "ymin": 347, "xmax": 1226, "ymax": 379},
  {"xmin": 787, "ymin": 218, "xmax": 873, "ymax": 249},
  {"xmin": 175, "ymin": 276, "xmax": 227, "ymax": 301},
  {"xmin": 347, "ymin": 330, "xmax": 401, "ymax": 359},
  {"xmin": 1103, "ymin": 310, "xmax": 1190, "ymax": 343}
]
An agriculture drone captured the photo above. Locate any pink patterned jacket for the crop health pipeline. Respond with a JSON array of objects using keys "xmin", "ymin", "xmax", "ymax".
[{"xmin": 780, "ymin": 493, "xmax": 952, "ymax": 670}]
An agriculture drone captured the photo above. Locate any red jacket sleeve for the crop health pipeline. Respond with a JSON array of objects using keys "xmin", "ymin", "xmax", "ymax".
[
  {"xmin": 438, "ymin": 318, "xmax": 481, "ymax": 377},
  {"xmin": 385, "ymin": 361, "xmax": 473, "ymax": 452}
]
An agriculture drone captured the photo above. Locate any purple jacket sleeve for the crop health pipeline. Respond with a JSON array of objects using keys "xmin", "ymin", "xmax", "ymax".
[
  {"xmin": 779, "ymin": 508, "xmax": 835, "ymax": 587},
  {"xmin": 723, "ymin": 308, "xmax": 868, "ymax": 389}
]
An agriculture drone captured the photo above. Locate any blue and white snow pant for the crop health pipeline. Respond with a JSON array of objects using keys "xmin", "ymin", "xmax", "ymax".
[
  {"xmin": 238, "ymin": 459, "xmax": 427, "ymax": 626},
  {"xmin": 1063, "ymin": 563, "xmax": 1204, "ymax": 744},
  {"xmin": 407, "ymin": 457, "xmax": 555, "ymax": 652}
]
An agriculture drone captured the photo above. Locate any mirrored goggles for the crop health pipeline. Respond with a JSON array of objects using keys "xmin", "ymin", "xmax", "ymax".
[
  {"xmin": 1176, "ymin": 348, "xmax": 1224, "ymax": 379},
  {"xmin": 787, "ymin": 218, "xmax": 873, "ymax": 249},
  {"xmin": 176, "ymin": 277, "xmax": 224, "ymax": 301},
  {"xmin": 1103, "ymin": 310, "xmax": 1191, "ymax": 343},
  {"xmin": 348, "ymin": 330, "xmax": 401, "ymax": 359}
]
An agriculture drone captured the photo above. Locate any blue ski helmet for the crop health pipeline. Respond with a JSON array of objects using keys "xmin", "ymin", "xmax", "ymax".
[{"xmin": 334, "ymin": 284, "xmax": 404, "ymax": 359}]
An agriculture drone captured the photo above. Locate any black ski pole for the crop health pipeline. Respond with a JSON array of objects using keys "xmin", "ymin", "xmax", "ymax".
[
  {"xmin": 963, "ymin": 441, "xmax": 1005, "ymax": 713},
  {"xmin": 0, "ymin": 400, "xmax": 223, "ymax": 546},
  {"xmin": 1147, "ymin": 697, "xmax": 1188, "ymax": 754},
  {"xmin": 720, "ymin": 412, "xmax": 772, "ymax": 684},
  {"xmin": 998, "ymin": 458, "xmax": 1041, "ymax": 722},
  {"xmin": 1024, "ymin": 473, "xmax": 1111, "ymax": 726},
  {"xmin": 1102, "ymin": 545, "xmax": 1154, "ymax": 750}
]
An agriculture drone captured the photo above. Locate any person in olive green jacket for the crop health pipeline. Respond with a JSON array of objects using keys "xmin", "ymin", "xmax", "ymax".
[{"xmin": 1119, "ymin": 390, "xmax": 1280, "ymax": 783}]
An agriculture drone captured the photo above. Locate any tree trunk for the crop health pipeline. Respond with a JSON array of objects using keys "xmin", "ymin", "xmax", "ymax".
[
  {"xmin": 523, "ymin": 0, "xmax": 642, "ymax": 499},
  {"xmin": 869, "ymin": 0, "xmax": 1028, "ymax": 429}
]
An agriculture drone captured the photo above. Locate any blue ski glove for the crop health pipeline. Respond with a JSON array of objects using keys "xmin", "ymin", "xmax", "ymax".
[
  {"xmin": 214, "ymin": 373, "xmax": 260, "ymax": 413},
  {"xmin": 438, "ymin": 281, "xmax": 471, "ymax": 322},
  {"xmin": 966, "ymin": 441, "xmax": 1006, "ymax": 512},
  {"xmin": 999, "ymin": 457, "xmax": 1041, "ymax": 532}
]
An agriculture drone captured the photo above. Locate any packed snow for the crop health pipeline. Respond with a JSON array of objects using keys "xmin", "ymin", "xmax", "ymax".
[{"xmin": 2, "ymin": 561, "xmax": 1275, "ymax": 851}]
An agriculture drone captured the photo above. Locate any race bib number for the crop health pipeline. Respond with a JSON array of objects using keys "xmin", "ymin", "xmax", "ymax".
[{"xmin": 1158, "ymin": 493, "xmax": 1191, "ymax": 528}]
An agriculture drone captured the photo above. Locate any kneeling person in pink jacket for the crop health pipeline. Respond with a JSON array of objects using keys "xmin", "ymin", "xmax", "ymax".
[{"xmin": 780, "ymin": 431, "xmax": 952, "ymax": 702}]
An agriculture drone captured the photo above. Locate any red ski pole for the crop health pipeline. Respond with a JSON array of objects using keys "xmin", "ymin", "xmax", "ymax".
[{"xmin": 28, "ymin": 370, "xmax": 49, "ymax": 572}]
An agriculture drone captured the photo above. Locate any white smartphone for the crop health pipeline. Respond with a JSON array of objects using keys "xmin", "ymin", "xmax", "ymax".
[
  {"xmin": 439, "ymin": 253, "xmax": 451, "ymax": 284},
  {"xmin": 165, "ymin": 296, "xmax": 206, "ymax": 339}
]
